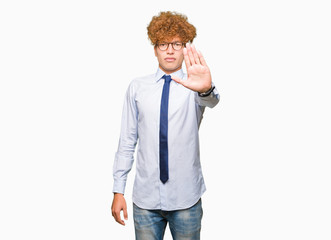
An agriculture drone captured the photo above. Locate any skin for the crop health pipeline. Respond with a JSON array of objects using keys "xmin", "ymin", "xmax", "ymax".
[
  {"xmin": 154, "ymin": 37, "xmax": 185, "ymax": 74},
  {"xmin": 111, "ymin": 37, "xmax": 213, "ymax": 226},
  {"xmin": 111, "ymin": 193, "xmax": 127, "ymax": 225},
  {"xmin": 172, "ymin": 42, "xmax": 212, "ymax": 93}
]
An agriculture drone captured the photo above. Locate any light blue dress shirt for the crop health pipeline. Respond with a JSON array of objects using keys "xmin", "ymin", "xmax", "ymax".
[{"xmin": 113, "ymin": 68, "xmax": 220, "ymax": 211}]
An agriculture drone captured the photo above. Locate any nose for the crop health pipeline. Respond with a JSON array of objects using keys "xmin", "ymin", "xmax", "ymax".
[{"xmin": 166, "ymin": 43, "xmax": 175, "ymax": 54}]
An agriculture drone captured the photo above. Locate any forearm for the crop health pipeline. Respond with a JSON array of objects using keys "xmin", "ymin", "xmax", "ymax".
[{"xmin": 113, "ymin": 150, "xmax": 135, "ymax": 194}]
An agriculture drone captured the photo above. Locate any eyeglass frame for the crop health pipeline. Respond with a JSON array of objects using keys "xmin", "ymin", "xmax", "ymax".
[{"xmin": 156, "ymin": 41, "xmax": 186, "ymax": 51}]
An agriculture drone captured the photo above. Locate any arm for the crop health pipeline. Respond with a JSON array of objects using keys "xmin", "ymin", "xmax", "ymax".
[{"xmin": 111, "ymin": 81, "xmax": 138, "ymax": 225}]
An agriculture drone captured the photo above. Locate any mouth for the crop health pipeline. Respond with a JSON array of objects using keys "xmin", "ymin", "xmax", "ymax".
[{"xmin": 165, "ymin": 58, "xmax": 176, "ymax": 62}]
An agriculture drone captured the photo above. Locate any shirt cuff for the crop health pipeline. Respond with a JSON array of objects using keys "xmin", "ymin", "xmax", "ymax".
[{"xmin": 112, "ymin": 180, "xmax": 127, "ymax": 195}]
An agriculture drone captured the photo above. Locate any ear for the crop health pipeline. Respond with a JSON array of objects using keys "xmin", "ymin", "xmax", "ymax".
[{"xmin": 154, "ymin": 46, "xmax": 157, "ymax": 57}]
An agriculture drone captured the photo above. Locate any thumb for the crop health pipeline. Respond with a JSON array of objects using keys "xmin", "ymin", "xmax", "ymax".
[{"xmin": 171, "ymin": 75, "xmax": 186, "ymax": 87}]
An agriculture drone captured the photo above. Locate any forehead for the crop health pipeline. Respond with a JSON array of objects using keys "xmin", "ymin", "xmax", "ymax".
[{"xmin": 160, "ymin": 36, "xmax": 183, "ymax": 43}]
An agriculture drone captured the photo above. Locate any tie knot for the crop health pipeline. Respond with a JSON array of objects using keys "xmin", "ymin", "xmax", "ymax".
[{"xmin": 163, "ymin": 75, "xmax": 172, "ymax": 83}]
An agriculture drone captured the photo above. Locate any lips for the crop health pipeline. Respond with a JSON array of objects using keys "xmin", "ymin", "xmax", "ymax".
[{"xmin": 165, "ymin": 58, "xmax": 176, "ymax": 62}]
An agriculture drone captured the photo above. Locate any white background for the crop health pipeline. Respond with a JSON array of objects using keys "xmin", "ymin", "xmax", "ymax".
[{"xmin": 0, "ymin": 0, "xmax": 330, "ymax": 239}]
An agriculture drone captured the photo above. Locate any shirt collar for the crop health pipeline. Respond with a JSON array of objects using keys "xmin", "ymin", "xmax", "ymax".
[{"xmin": 154, "ymin": 68, "xmax": 184, "ymax": 82}]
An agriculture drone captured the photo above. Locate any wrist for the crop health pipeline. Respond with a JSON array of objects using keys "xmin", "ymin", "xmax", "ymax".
[
  {"xmin": 198, "ymin": 85, "xmax": 215, "ymax": 97},
  {"xmin": 199, "ymin": 85, "xmax": 212, "ymax": 93},
  {"xmin": 114, "ymin": 192, "xmax": 124, "ymax": 196}
]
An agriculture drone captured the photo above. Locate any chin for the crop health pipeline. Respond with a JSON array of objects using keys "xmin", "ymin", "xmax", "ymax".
[{"xmin": 162, "ymin": 64, "xmax": 181, "ymax": 73}]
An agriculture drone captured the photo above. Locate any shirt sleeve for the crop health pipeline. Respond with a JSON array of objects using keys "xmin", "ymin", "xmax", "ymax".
[
  {"xmin": 112, "ymin": 81, "xmax": 138, "ymax": 194},
  {"xmin": 195, "ymin": 82, "xmax": 220, "ymax": 108}
]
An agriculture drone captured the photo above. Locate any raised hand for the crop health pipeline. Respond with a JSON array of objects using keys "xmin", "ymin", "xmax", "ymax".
[{"xmin": 171, "ymin": 43, "xmax": 212, "ymax": 93}]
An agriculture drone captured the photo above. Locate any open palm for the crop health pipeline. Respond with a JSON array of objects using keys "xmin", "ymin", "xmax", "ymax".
[{"xmin": 171, "ymin": 43, "xmax": 212, "ymax": 93}]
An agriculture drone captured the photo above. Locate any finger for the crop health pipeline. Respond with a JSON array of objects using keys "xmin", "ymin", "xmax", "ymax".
[
  {"xmin": 183, "ymin": 48, "xmax": 191, "ymax": 68},
  {"xmin": 191, "ymin": 44, "xmax": 201, "ymax": 65},
  {"xmin": 186, "ymin": 43, "xmax": 195, "ymax": 65},
  {"xmin": 123, "ymin": 207, "xmax": 128, "ymax": 220},
  {"xmin": 114, "ymin": 210, "xmax": 125, "ymax": 225},
  {"xmin": 197, "ymin": 50, "xmax": 207, "ymax": 66},
  {"xmin": 111, "ymin": 206, "xmax": 115, "ymax": 217}
]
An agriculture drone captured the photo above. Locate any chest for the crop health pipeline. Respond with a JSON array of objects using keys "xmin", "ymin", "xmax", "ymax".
[{"xmin": 135, "ymin": 82, "xmax": 195, "ymax": 120}]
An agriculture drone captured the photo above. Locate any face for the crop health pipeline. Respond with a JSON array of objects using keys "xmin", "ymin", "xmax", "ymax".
[{"xmin": 154, "ymin": 37, "xmax": 185, "ymax": 74}]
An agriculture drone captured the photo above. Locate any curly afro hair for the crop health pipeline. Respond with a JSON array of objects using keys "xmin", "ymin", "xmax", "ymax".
[{"xmin": 147, "ymin": 11, "xmax": 197, "ymax": 45}]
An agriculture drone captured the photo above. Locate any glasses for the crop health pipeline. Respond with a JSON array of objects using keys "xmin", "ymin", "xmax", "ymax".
[{"xmin": 157, "ymin": 42, "xmax": 185, "ymax": 51}]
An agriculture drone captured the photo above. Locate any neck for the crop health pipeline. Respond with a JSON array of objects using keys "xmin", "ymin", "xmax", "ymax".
[{"xmin": 159, "ymin": 65, "xmax": 182, "ymax": 75}]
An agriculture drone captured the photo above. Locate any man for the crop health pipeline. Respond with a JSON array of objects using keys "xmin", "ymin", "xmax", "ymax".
[{"xmin": 111, "ymin": 11, "xmax": 219, "ymax": 240}]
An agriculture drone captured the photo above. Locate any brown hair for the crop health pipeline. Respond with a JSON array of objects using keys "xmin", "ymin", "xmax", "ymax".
[{"xmin": 147, "ymin": 11, "xmax": 196, "ymax": 45}]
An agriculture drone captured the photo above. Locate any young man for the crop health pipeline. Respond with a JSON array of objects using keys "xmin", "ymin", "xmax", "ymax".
[{"xmin": 111, "ymin": 11, "xmax": 219, "ymax": 240}]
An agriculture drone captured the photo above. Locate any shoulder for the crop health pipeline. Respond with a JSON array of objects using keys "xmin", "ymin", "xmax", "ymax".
[
  {"xmin": 128, "ymin": 73, "xmax": 155, "ymax": 89},
  {"xmin": 131, "ymin": 73, "xmax": 155, "ymax": 84},
  {"xmin": 125, "ymin": 73, "xmax": 155, "ymax": 95}
]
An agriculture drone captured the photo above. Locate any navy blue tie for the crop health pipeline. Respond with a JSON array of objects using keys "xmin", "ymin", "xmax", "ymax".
[{"xmin": 159, "ymin": 75, "xmax": 171, "ymax": 184}]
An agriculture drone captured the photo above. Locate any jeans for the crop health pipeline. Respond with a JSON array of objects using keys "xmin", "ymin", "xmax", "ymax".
[{"xmin": 133, "ymin": 199, "xmax": 203, "ymax": 240}]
